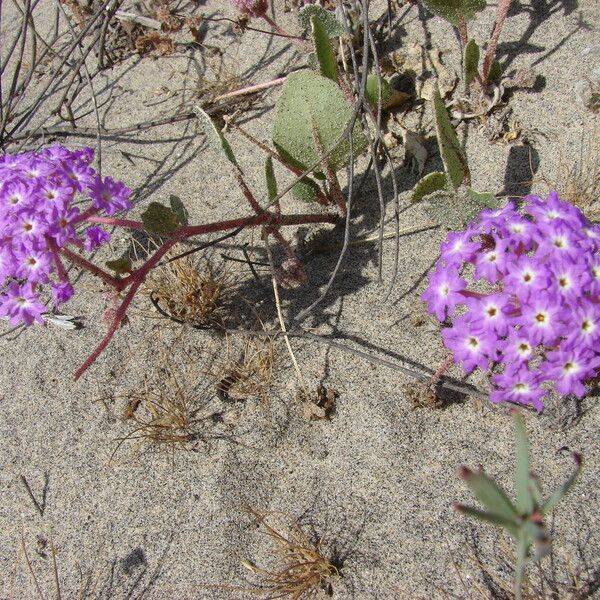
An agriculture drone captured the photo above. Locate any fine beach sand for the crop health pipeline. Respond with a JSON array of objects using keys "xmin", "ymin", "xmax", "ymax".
[{"xmin": 1, "ymin": 1, "xmax": 599, "ymax": 598}]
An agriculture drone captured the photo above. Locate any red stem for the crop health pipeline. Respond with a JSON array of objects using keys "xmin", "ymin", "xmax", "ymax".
[
  {"xmin": 481, "ymin": 0, "xmax": 511, "ymax": 84},
  {"xmin": 73, "ymin": 210, "xmax": 339, "ymax": 378},
  {"xmin": 85, "ymin": 215, "xmax": 145, "ymax": 230},
  {"xmin": 60, "ymin": 247, "xmax": 122, "ymax": 288}
]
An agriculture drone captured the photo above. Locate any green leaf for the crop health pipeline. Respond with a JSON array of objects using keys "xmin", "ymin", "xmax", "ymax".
[
  {"xmin": 265, "ymin": 157, "xmax": 278, "ymax": 202},
  {"xmin": 105, "ymin": 257, "xmax": 132, "ymax": 275},
  {"xmin": 420, "ymin": 0, "xmax": 486, "ymax": 25},
  {"xmin": 365, "ymin": 74, "xmax": 393, "ymax": 109},
  {"xmin": 513, "ymin": 412, "xmax": 535, "ymax": 516},
  {"xmin": 311, "ymin": 15, "xmax": 338, "ymax": 82},
  {"xmin": 299, "ymin": 4, "xmax": 344, "ymax": 36},
  {"xmin": 464, "ymin": 39, "xmax": 480, "ymax": 85},
  {"xmin": 463, "ymin": 188, "xmax": 498, "ymax": 209},
  {"xmin": 424, "ymin": 187, "xmax": 498, "ymax": 229},
  {"xmin": 488, "ymin": 60, "xmax": 503, "ymax": 85},
  {"xmin": 169, "ymin": 194, "xmax": 188, "ymax": 226},
  {"xmin": 291, "ymin": 176, "xmax": 321, "ymax": 203},
  {"xmin": 194, "ymin": 105, "xmax": 239, "ymax": 169},
  {"xmin": 455, "ymin": 504, "xmax": 520, "ymax": 537},
  {"xmin": 411, "ymin": 171, "xmax": 448, "ymax": 202},
  {"xmin": 141, "ymin": 202, "xmax": 180, "ymax": 235},
  {"xmin": 461, "ymin": 469, "xmax": 520, "ymax": 522},
  {"xmin": 432, "ymin": 86, "xmax": 469, "ymax": 188},
  {"xmin": 541, "ymin": 453, "xmax": 582, "ymax": 514},
  {"xmin": 273, "ymin": 70, "xmax": 367, "ymax": 174}
]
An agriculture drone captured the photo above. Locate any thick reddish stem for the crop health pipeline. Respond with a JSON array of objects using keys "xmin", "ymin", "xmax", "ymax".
[
  {"xmin": 457, "ymin": 16, "xmax": 468, "ymax": 49},
  {"xmin": 47, "ymin": 238, "xmax": 70, "ymax": 283},
  {"xmin": 60, "ymin": 247, "xmax": 122, "ymax": 288},
  {"xmin": 73, "ymin": 210, "xmax": 339, "ymax": 378},
  {"xmin": 85, "ymin": 215, "xmax": 145, "ymax": 230},
  {"xmin": 74, "ymin": 278, "xmax": 143, "ymax": 380},
  {"xmin": 482, "ymin": 0, "xmax": 511, "ymax": 84}
]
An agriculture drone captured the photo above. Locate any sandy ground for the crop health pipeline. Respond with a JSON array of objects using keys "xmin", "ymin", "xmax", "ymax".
[{"xmin": 1, "ymin": 0, "xmax": 599, "ymax": 598}]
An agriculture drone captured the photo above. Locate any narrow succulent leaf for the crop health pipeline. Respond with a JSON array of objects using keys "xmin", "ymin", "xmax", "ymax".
[
  {"xmin": 513, "ymin": 412, "xmax": 535, "ymax": 516},
  {"xmin": 141, "ymin": 202, "xmax": 180, "ymax": 235},
  {"xmin": 311, "ymin": 15, "xmax": 338, "ymax": 82},
  {"xmin": 291, "ymin": 177, "xmax": 320, "ymax": 203},
  {"xmin": 273, "ymin": 70, "xmax": 366, "ymax": 173},
  {"xmin": 455, "ymin": 504, "xmax": 520, "ymax": 536},
  {"xmin": 514, "ymin": 533, "xmax": 529, "ymax": 600},
  {"xmin": 169, "ymin": 194, "xmax": 188, "ymax": 226},
  {"xmin": 420, "ymin": 0, "xmax": 487, "ymax": 25},
  {"xmin": 541, "ymin": 453, "xmax": 582, "ymax": 514},
  {"xmin": 365, "ymin": 74, "xmax": 393, "ymax": 109},
  {"xmin": 264, "ymin": 157, "xmax": 278, "ymax": 202},
  {"xmin": 299, "ymin": 4, "xmax": 344, "ymax": 36},
  {"xmin": 462, "ymin": 468, "xmax": 520, "ymax": 521},
  {"xmin": 194, "ymin": 105, "xmax": 240, "ymax": 169},
  {"xmin": 432, "ymin": 87, "xmax": 469, "ymax": 188},
  {"xmin": 464, "ymin": 39, "xmax": 480, "ymax": 85},
  {"xmin": 411, "ymin": 171, "xmax": 448, "ymax": 202}
]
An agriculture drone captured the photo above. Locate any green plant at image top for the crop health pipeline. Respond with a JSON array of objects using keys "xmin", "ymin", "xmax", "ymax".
[{"xmin": 454, "ymin": 410, "xmax": 582, "ymax": 600}]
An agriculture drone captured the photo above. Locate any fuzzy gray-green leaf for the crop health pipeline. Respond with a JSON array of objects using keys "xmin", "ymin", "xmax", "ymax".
[
  {"xmin": 195, "ymin": 105, "xmax": 239, "ymax": 169},
  {"xmin": 141, "ymin": 202, "xmax": 180, "ymax": 235},
  {"xmin": 311, "ymin": 15, "xmax": 338, "ymax": 82},
  {"xmin": 432, "ymin": 87, "xmax": 469, "ymax": 188},
  {"xmin": 420, "ymin": 0, "xmax": 486, "ymax": 25},
  {"xmin": 513, "ymin": 412, "xmax": 535, "ymax": 516},
  {"xmin": 464, "ymin": 39, "xmax": 480, "ymax": 85},
  {"xmin": 169, "ymin": 195, "xmax": 189, "ymax": 226},
  {"xmin": 291, "ymin": 176, "xmax": 321, "ymax": 203},
  {"xmin": 299, "ymin": 4, "xmax": 344, "ymax": 36},
  {"xmin": 273, "ymin": 70, "xmax": 366, "ymax": 173},
  {"xmin": 265, "ymin": 157, "xmax": 278, "ymax": 202},
  {"xmin": 411, "ymin": 171, "xmax": 448, "ymax": 202},
  {"xmin": 365, "ymin": 74, "xmax": 393, "ymax": 110},
  {"xmin": 462, "ymin": 469, "xmax": 519, "ymax": 522}
]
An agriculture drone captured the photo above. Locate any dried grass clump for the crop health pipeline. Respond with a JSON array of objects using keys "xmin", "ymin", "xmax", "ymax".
[
  {"xmin": 145, "ymin": 246, "xmax": 230, "ymax": 328},
  {"xmin": 114, "ymin": 350, "xmax": 211, "ymax": 460},
  {"xmin": 134, "ymin": 31, "xmax": 175, "ymax": 55},
  {"xmin": 209, "ymin": 335, "xmax": 274, "ymax": 403},
  {"xmin": 237, "ymin": 507, "xmax": 339, "ymax": 599}
]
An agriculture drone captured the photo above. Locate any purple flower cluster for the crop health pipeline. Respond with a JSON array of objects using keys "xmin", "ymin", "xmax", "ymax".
[
  {"xmin": 0, "ymin": 145, "xmax": 131, "ymax": 326},
  {"xmin": 422, "ymin": 192, "xmax": 600, "ymax": 411}
]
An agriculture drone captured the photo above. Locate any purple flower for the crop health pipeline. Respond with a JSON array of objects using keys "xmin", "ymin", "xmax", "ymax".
[
  {"xmin": 518, "ymin": 292, "xmax": 566, "ymax": 345},
  {"xmin": 500, "ymin": 331, "xmax": 535, "ymax": 364},
  {"xmin": 441, "ymin": 318, "xmax": 496, "ymax": 373},
  {"xmin": 504, "ymin": 255, "xmax": 550, "ymax": 298},
  {"xmin": 440, "ymin": 230, "xmax": 481, "ymax": 266},
  {"xmin": 542, "ymin": 345, "xmax": 600, "ymax": 397},
  {"xmin": 464, "ymin": 292, "xmax": 510, "ymax": 336},
  {"xmin": 490, "ymin": 364, "xmax": 545, "ymax": 411},
  {"xmin": 421, "ymin": 266, "xmax": 467, "ymax": 320},
  {"xmin": 88, "ymin": 175, "xmax": 132, "ymax": 215},
  {"xmin": 474, "ymin": 236, "xmax": 508, "ymax": 283},
  {"xmin": 0, "ymin": 282, "xmax": 46, "ymax": 326},
  {"xmin": 0, "ymin": 145, "xmax": 131, "ymax": 325},
  {"xmin": 84, "ymin": 226, "xmax": 111, "ymax": 252},
  {"xmin": 424, "ymin": 192, "xmax": 600, "ymax": 410},
  {"xmin": 51, "ymin": 282, "xmax": 74, "ymax": 306}
]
